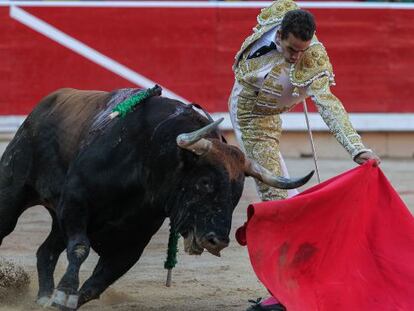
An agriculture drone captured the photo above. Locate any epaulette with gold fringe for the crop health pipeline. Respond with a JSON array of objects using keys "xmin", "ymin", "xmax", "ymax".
[{"xmin": 290, "ymin": 43, "xmax": 335, "ymax": 96}]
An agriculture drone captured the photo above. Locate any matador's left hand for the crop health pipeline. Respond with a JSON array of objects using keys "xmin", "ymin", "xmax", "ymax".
[{"xmin": 354, "ymin": 151, "xmax": 381, "ymax": 166}]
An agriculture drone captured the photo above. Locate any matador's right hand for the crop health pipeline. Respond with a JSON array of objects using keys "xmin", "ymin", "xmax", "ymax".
[{"xmin": 354, "ymin": 151, "xmax": 381, "ymax": 167}]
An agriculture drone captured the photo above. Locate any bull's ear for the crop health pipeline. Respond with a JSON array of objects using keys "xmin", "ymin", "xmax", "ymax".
[{"xmin": 244, "ymin": 159, "xmax": 314, "ymax": 189}]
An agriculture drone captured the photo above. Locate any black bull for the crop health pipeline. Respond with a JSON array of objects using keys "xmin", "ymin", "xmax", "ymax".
[{"xmin": 0, "ymin": 88, "xmax": 313, "ymax": 310}]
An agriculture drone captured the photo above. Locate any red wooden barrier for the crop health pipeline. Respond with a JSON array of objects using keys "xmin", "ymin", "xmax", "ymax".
[{"xmin": 1, "ymin": 2, "xmax": 413, "ymax": 115}]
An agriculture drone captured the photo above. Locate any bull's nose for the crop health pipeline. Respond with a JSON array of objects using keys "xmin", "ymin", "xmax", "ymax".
[{"xmin": 201, "ymin": 232, "xmax": 229, "ymax": 257}]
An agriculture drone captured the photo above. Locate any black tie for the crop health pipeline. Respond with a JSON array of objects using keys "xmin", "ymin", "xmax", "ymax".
[{"xmin": 247, "ymin": 42, "xmax": 277, "ymax": 60}]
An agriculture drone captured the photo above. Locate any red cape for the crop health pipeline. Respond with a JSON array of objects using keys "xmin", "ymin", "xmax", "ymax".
[{"xmin": 236, "ymin": 161, "xmax": 414, "ymax": 311}]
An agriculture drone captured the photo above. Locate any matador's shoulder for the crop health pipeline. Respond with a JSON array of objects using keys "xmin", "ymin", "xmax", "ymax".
[
  {"xmin": 290, "ymin": 43, "xmax": 336, "ymax": 88},
  {"xmin": 257, "ymin": 0, "xmax": 299, "ymax": 27},
  {"xmin": 233, "ymin": 0, "xmax": 299, "ymax": 70}
]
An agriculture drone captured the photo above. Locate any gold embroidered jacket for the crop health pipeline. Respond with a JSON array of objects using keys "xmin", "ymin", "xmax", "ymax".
[{"xmin": 231, "ymin": 0, "xmax": 370, "ymax": 159}]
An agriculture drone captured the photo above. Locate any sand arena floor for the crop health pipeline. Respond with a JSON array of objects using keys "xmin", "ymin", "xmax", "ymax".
[{"xmin": 0, "ymin": 158, "xmax": 413, "ymax": 311}]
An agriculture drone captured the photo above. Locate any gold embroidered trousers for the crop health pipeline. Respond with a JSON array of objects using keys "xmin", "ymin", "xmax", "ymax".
[{"xmin": 229, "ymin": 83, "xmax": 288, "ymax": 201}]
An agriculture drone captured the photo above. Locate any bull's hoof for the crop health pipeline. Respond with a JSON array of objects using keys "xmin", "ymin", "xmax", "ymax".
[
  {"xmin": 36, "ymin": 296, "xmax": 52, "ymax": 307},
  {"xmin": 51, "ymin": 290, "xmax": 79, "ymax": 310}
]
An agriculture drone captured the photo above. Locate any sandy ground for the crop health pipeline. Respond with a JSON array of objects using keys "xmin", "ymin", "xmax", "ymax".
[{"xmin": 0, "ymin": 158, "xmax": 413, "ymax": 311}]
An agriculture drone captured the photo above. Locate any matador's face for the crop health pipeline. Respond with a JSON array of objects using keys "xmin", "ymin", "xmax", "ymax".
[{"xmin": 277, "ymin": 31, "xmax": 312, "ymax": 64}]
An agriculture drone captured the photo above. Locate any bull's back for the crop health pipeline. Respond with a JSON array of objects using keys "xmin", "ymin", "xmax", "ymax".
[
  {"xmin": 0, "ymin": 88, "xmax": 109, "ymax": 204},
  {"xmin": 29, "ymin": 88, "xmax": 111, "ymax": 163}
]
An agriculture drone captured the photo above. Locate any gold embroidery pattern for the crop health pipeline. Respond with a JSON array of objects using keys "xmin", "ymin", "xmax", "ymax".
[
  {"xmin": 290, "ymin": 43, "xmax": 335, "ymax": 87},
  {"xmin": 233, "ymin": 24, "xmax": 277, "ymax": 71},
  {"xmin": 236, "ymin": 107, "xmax": 288, "ymax": 201},
  {"xmin": 260, "ymin": 64, "xmax": 284, "ymax": 96},
  {"xmin": 308, "ymin": 76, "xmax": 371, "ymax": 159},
  {"xmin": 257, "ymin": 0, "xmax": 299, "ymax": 26},
  {"xmin": 237, "ymin": 54, "xmax": 293, "ymax": 115},
  {"xmin": 265, "ymin": 84, "xmax": 284, "ymax": 96},
  {"xmin": 236, "ymin": 47, "xmax": 281, "ymax": 81},
  {"xmin": 254, "ymin": 63, "xmax": 288, "ymax": 114}
]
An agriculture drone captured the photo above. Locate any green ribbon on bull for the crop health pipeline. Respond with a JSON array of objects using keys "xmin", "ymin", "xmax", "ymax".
[
  {"xmin": 112, "ymin": 85, "xmax": 162, "ymax": 118},
  {"xmin": 164, "ymin": 223, "xmax": 180, "ymax": 287}
]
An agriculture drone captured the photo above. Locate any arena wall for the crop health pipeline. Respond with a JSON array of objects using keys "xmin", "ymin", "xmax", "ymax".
[{"xmin": 1, "ymin": 1, "xmax": 414, "ymax": 158}]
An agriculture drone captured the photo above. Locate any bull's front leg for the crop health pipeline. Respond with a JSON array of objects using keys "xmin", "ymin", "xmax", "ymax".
[
  {"xmin": 52, "ymin": 192, "xmax": 90, "ymax": 310},
  {"xmin": 52, "ymin": 235, "xmax": 90, "ymax": 310},
  {"xmin": 76, "ymin": 249, "xmax": 141, "ymax": 307},
  {"xmin": 76, "ymin": 217, "xmax": 165, "ymax": 308}
]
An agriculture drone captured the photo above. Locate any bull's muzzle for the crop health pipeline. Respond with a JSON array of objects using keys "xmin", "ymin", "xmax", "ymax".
[{"xmin": 200, "ymin": 232, "xmax": 230, "ymax": 257}]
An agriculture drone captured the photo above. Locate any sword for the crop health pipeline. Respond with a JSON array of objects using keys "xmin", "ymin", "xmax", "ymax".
[{"xmin": 302, "ymin": 99, "xmax": 321, "ymax": 183}]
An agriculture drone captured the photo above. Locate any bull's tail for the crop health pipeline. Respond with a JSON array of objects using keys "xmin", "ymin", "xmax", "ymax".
[{"xmin": 0, "ymin": 129, "xmax": 35, "ymax": 246}]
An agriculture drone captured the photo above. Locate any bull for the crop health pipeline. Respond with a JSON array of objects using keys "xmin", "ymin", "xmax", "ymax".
[{"xmin": 0, "ymin": 87, "xmax": 313, "ymax": 310}]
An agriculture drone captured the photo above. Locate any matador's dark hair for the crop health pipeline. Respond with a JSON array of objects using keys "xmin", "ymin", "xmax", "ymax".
[{"xmin": 280, "ymin": 9, "xmax": 316, "ymax": 41}]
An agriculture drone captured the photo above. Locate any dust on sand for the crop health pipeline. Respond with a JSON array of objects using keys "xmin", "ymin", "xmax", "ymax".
[
  {"xmin": 0, "ymin": 257, "xmax": 30, "ymax": 306},
  {"xmin": 0, "ymin": 159, "xmax": 412, "ymax": 311},
  {"xmin": 0, "ymin": 176, "xmax": 265, "ymax": 311}
]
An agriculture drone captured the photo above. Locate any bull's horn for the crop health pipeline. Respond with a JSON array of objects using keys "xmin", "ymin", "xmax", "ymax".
[
  {"xmin": 245, "ymin": 160, "xmax": 314, "ymax": 189},
  {"xmin": 176, "ymin": 118, "xmax": 224, "ymax": 147},
  {"xmin": 177, "ymin": 138, "xmax": 212, "ymax": 156}
]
